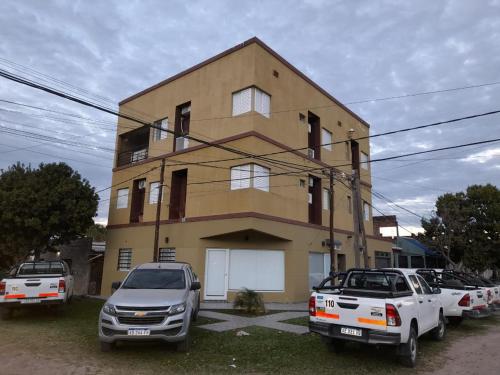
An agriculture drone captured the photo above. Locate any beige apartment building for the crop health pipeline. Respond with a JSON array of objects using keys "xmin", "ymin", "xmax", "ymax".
[{"xmin": 101, "ymin": 37, "xmax": 393, "ymax": 302}]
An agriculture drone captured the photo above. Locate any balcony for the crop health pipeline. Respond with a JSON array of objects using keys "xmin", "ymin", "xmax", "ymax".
[{"xmin": 116, "ymin": 126, "xmax": 150, "ymax": 167}]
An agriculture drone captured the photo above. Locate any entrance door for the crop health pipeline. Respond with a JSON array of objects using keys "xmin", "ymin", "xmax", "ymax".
[{"xmin": 204, "ymin": 249, "xmax": 228, "ymax": 300}]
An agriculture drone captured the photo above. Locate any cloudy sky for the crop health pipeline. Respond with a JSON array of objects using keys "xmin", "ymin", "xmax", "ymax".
[{"xmin": 0, "ymin": 0, "xmax": 499, "ymax": 234}]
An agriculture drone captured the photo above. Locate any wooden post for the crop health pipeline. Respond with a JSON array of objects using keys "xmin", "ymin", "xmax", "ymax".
[
  {"xmin": 153, "ymin": 158, "xmax": 166, "ymax": 262},
  {"xmin": 329, "ymin": 168, "xmax": 335, "ymax": 275},
  {"xmin": 351, "ymin": 170, "xmax": 361, "ymax": 268}
]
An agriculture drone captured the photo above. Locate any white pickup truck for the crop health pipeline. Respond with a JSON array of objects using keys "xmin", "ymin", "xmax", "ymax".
[
  {"xmin": 0, "ymin": 261, "xmax": 74, "ymax": 319},
  {"xmin": 416, "ymin": 269, "xmax": 490, "ymax": 324},
  {"xmin": 309, "ymin": 268, "xmax": 445, "ymax": 368}
]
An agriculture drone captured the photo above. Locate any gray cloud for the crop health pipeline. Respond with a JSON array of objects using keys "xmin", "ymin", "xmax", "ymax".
[{"xmin": 0, "ymin": 0, "xmax": 499, "ymax": 229}]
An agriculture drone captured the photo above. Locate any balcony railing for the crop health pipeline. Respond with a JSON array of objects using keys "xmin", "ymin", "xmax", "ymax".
[{"xmin": 117, "ymin": 146, "xmax": 148, "ymax": 167}]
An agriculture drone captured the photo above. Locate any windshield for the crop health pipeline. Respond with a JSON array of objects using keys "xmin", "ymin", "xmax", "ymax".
[
  {"xmin": 122, "ymin": 269, "xmax": 186, "ymax": 289},
  {"xmin": 18, "ymin": 263, "xmax": 64, "ymax": 276}
]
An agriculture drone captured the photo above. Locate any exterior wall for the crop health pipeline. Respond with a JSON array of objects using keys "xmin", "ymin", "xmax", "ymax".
[{"xmin": 101, "ymin": 218, "xmax": 393, "ymax": 301}]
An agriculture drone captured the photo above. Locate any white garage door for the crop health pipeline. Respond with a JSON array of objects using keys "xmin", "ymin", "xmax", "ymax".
[{"xmin": 228, "ymin": 250, "xmax": 284, "ymax": 292}]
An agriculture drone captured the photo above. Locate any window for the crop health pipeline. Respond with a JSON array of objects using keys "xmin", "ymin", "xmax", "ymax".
[
  {"xmin": 158, "ymin": 248, "xmax": 176, "ymax": 262},
  {"xmin": 408, "ymin": 275, "xmax": 423, "ymax": 294},
  {"xmin": 116, "ymin": 188, "xmax": 129, "ymax": 209},
  {"xmin": 228, "ymin": 250, "xmax": 284, "ymax": 291},
  {"xmin": 347, "ymin": 196, "xmax": 352, "ymax": 214},
  {"xmin": 117, "ymin": 248, "xmax": 132, "ymax": 271},
  {"xmin": 361, "ymin": 152, "xmax": 369, "ymax": 170},
  {"xmin": 232, "ymin": 87, "xmax": 270, "ymax": 118},
  {"xmin": 299, "ymin": 113, "xmax": 306, "ymax": 124},
  {"xmin": 152, "ymin": 118, "xmax": 168, "ymax": 141},
  {"xmin": 363, "ymin": 201, "xmax": 370, "ymax": 221},
  {"xmin": 149, "ymin": 182, "xmax": 162, "ymax": 204},
  {"xmin": 322, "ymin": 188, "xmax": 330, "ymax": 210},
  {"xmin": 345, "ymin": 142, "xmax": 351, "ymax": 161},
  {"xmin": 309, "ymin": 252, "xmax": 331, "ymax": 290},
  {"xmin": 321, "ymin": 128, "xmax": 332, "ymax": 150},
  {"xmin": 417, "ymin": 275, "xmax": 433, "ymax": 294},
  {"xmin": 230, "ymin": 164, "xmax": 269, "ymax": 192},
  {"xmin": 299, "ymin": 179, "xmax": 306, "ymax": 188}
]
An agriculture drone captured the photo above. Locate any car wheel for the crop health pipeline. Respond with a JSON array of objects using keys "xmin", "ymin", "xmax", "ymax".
[
  {"xmin": 0, "ymin": 308, "xmax": 12, "ymax": 320},
  {"xmin": 399, "ymin": 327, "xmax": 417, "ymax": 368},
  {"xmin": 177, "ymin": 334, "xmax": 190, "ymax": 353},
  {"xmin": 448, "ymin": 316, "xmax": 463, "ymax": 326},
  {"xmin": 431, "ymin": 312, "xmax": 446, "ymax": 341},
  {"xmin": 100, "ymin": 341, "xmax": 114, "ymax": 352}
]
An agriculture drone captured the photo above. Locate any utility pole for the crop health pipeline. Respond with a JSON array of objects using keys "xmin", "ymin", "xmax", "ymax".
[
  {"xmin": 352, "ymin": 169, "xmax": 369, "ymax": 268},
  {"xmin": 328, "ymin": 168, "xmax": 336, "ymax": 275},
  {"xmin": 351, "ymin": 170, "xmax": 361, "ymax": 267},
  {"xmin": 153, "ymin": 158, "xmax": 166, "ymax": 262}
]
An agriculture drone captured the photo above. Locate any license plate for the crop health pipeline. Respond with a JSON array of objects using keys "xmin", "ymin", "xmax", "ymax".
[
  {"xmin": 21, "ymin": 298, "xmax": 41, "ymax": 304},
  {"xmin": 127, "ymin": 328, "xmax": 150, "ymax": 336},
  {"xmin": 341, "ymin": 327, "xmax": 362, "ymax": 337}
]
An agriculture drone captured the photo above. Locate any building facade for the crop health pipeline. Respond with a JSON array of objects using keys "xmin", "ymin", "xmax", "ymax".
[{"xmin": 101, "ymin": 37, "xmax": 393, "ymax": 302}]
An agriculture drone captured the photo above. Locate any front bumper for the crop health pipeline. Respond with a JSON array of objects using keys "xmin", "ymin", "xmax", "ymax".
[
  {"xmin": 309, "ymin": 321, "xmax": 401, "ymax": 346},
  {"xmin": 98, "ymin": 311, "xmax": 188, "ymax": 344}
]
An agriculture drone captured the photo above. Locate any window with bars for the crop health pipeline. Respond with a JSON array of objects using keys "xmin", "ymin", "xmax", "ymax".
[
  {"xmin": 232, "ymin": 87, "xmax": 270, "ymax": 118},
  {"xmin": 117, "ymin": 248, "xmax": 132, "ymax": 271},
  {"xmin": 116, "ymin": 188, "xmax": 129, "ymax": 209},
  {"xmin": 158, "ymin": 248, "xmax": 176, "ymax": 262},
  {"xmin": 152, "ymin": 118, "xmax": 168, "ymax": 141},
  {"xmin": 230, "ymin": 164, "xmax": 269, "ymax": 191}
]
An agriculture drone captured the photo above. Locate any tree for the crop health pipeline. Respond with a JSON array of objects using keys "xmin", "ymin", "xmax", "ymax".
[
  {"xmin": 419, "ymin": 184, "xmax": 500, "ymax": 272},
  {"xmin": 86, "ymin": 223, "xmax": 107, "ymax": 241},
  {"xmin": 0, "ymin": 162, "xmax": 99, "ymax": 266}
]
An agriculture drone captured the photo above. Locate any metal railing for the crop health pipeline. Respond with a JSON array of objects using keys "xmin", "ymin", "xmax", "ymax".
[{"xmin": 117, "ymin": 146, "xmax": 148, "ymax": 167}]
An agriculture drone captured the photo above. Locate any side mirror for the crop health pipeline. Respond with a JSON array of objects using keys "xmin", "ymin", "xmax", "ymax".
[
  {"xmin": 190, "ymin": 281, "xmax": 201, "ymax": 290},
  {"xmin": 111, "ymin": 281, "xmax": 122, "ymax": 292},
  {"xmin": 433, "ymin": 287, "xmax": 441, "ymax": 294}
]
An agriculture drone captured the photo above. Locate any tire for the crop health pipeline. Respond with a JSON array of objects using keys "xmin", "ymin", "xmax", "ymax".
[
  {"xmin": 177, "ymin": 334, "xmax": 190, "ymax": 353},
  {"xmin": 322, "ymin": 336, "xmax": 346, "ymax": 353},
  {"xmin": 0, "ymin": 308, "xmax": 12, "ymax": 320},
  {"xmin": 448, "ymin": 316, "xmax": 463, "ymax": 327},
  {"xmin": 399, "ymin": 327, "xmax": 418, "ymax": 368},
  {"xmin": 192, "ymin": 296, "xmax": 200, "ymax": 322},
  {"xmin": 430, "ymin": 312, "xmax": 446, "ymax": 341},
  {"xmin": 100, "ymin": 341, "xmax": 114, "ymax": 352}
]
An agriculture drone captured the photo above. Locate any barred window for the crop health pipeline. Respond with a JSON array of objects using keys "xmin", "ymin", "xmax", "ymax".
[
  {"xmin": 117, "ymin": 248, "xmax": 132, "ymax": 271},
  {"xmin": 159, "ymin": 248, "xmax": 176, "ymax": 263}
]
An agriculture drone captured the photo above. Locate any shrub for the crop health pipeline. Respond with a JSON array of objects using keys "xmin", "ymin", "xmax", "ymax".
[{"xmin": 233, "ymin": 288, "xmax": 266, "ymax": 315}]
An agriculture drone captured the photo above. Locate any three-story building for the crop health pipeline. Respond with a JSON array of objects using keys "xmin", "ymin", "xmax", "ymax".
[{"xmin": 101, "ymin": 37, "xmax": 393, "ymax": 302}]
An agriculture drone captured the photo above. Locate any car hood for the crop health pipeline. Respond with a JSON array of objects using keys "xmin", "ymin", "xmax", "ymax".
[{"xmin": 106, "ymin": 288, "xmax": 187, "ymax": 307}]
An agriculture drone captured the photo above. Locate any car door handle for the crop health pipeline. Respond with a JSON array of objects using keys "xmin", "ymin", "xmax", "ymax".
[
  {"xmin": 419, "ymin": 300, "xmax": 423, "ymax": 304},
  {"xmin": 428, "ymin": 299, "xmax": 432, "ymax": 302}
]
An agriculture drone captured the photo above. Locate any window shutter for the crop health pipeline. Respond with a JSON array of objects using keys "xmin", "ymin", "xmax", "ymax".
[
  {"xmin": 149, "ymin": 182, "xmax": 160, "ymax": 204},
  {"xmin": 253, "ymin": 164, "xmax": 270, "ymax": 191},
  {"xmin": 322, "ymin": 188, "xmax": 330, "ymax": 210},
  {"xmin": 116, "ymin": 188, "xmax": 129, "ymax": 209},
  {"xmin": 231, "ymin": 164, "xmax": 251, "ymax": 190},
  {"xmin": 322, "ymin": 128, "xmax": 332, "ymax": 150},
  {"xmin": 232, "ymin": 88, "xmax": 252, "ymax": 116},
  {"xmin": 254, "ymin": 88, "xmax": 270, "ymax": 118}
]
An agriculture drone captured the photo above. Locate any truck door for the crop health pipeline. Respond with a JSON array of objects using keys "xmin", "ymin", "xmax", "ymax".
[{"xmin": 408, "ymin": 275, "xmax": 433, "ymax": 332}]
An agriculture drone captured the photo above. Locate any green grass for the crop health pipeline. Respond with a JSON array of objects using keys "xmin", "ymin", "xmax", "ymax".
[{"xmin": 0, "ymin": 298, "xmax": 498, "ymax": 374}]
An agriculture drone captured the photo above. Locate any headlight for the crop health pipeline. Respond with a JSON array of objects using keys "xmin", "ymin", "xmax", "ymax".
[
  {"xmin": 170, "ymin": 303, "xmax": 186, "ymax": 315},
  {"xmin": 102, "ymin": 303, "xmax": 116, "ymax": 316}
]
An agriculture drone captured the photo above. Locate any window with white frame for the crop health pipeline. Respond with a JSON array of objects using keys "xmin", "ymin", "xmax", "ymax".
[
  {"xmin": 117, "ymin": 248, "xmax": 132, "ymax": 271},
  {"xmin": 322, "ymin": 128, "xmax": 332, "ymax": 150},
  {"xmin": 116, "ymin": 188, "xmax": 129, "ymax": 209},
  {"xmin": 363, "ymin": 201, "xmax": 370, "ymax": 221},
  {"xmin": 230, "ymin": 164, "xmax": 269, "ymax": 192},
  {"xmin": 158, "ymin": 248, "xmax": 176, "ymax": 262},
  {"xmin": 232, "ymin": 87, "xmax": 270, "ymax": 118},
  {"xmin": 361, "ymin": 151, "xmax": 369, "ymax": 170},
  {"xmin": 152, "ymin": 118, "xmax": 168, "ymax": 141},
  {"xmin": 347, "ymin": 195, "xmax": 352, "ymax": 214},
  {"xmin": 149, "ymin": 181, "xmax": 162, "ymax": 204},
  {"xmin": 322, "ymin": 188, "xmax": 330, "ymax": 210}
]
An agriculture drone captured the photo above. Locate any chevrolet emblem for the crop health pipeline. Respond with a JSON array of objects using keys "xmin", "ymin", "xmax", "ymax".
[{"xmin": 134, "ymin": 311, "xmax": 147, "ymax": 317}]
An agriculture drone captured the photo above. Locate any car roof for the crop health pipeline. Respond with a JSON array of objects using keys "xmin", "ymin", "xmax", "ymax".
[{"xmin": 135, "ymin": 262, "xmax": 189, "ymax": 270}]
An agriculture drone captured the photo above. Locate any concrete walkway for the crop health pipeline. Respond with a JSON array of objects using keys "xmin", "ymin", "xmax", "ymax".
[
  {"xmin": 197, "ymin": 310, "xmax": 309, "ymax": 334},
  {"xmin": 200, "ymin": 302, "xmax": 308, "ymax": 311}
]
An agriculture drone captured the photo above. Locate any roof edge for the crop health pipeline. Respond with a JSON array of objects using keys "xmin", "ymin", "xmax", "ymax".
[{"xmin": 119, "ymin": 37, "xmax": 370, "ymax": 128}]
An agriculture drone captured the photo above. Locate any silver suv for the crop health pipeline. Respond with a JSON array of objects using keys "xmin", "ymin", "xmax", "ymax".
[{"xmin": 98, "ymin": 262, "xmax": 201, "ymax": 352}]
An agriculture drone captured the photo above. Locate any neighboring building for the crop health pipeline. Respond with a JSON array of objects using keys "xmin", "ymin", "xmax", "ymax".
[
  {"xmin": 102, "ymin": 37, "xmax": 393, "ymax": 302},
  {"xmin": 394, "ymin": 237, "xmax": 443, "ymax": 269}
]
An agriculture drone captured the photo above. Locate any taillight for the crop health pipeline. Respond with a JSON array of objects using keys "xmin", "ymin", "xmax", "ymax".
[
  {"xmin": 386, "ymin": 304, "xmax": 401, "ymax": 326},
  {"xmin": 58, "ymin": 279, "xmax": 66, "ymax": 293},
  {"xmin": 309, "ymin": 296, "xmax": 316, "ymax": 316},
  {"xmin": 458, "ymin": 293, "xmax": 470, "ymax": 307},
  {"xmin": 0, "ymin": 281, "xmax": 5, "ymax": 296}
]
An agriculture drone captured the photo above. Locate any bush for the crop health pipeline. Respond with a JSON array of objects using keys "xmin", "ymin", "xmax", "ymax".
[{"xmin": 233, "ymin": 288, "xmax": 266, "ymax": 315}]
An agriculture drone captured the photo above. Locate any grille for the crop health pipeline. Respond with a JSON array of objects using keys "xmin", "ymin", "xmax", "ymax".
[
  {"xmin": 116, "ymin": 306, "xmax": 170, "ymax": 311},
  {"xmin": 118, "ymin": 316, "xmax": 165, "ymax": 325}
]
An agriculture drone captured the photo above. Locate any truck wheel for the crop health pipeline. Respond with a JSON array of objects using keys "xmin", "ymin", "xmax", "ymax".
[
  {"xmin": 322, "ymin": 336, "xmax": 346, "ymax": 353},
  {"xmin": 177, "ymin": 334, "xmax": 190, "ymax": 353},
  {"xmin": 430, "ymin": 312, "xmax": 446, "ymax": 341},
  {"xmin": 0, "ymin": 308, "xmax": 12, "ymax": 320},
  {"xmin": 399, "ymin": 327, "xmax": 417, "ymax": 368},
  {"xmin": 448, "ymin": 317, "xmax": 463, "ymax": 326},
  {"xmin": 100, "ymin": 341, "xmax": 114, "ymax": 352}
]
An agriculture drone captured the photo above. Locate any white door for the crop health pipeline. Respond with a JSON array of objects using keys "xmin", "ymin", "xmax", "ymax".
[{"xmin": 204, "ymin": 249, "xmax": 228, "ymax": 300}]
